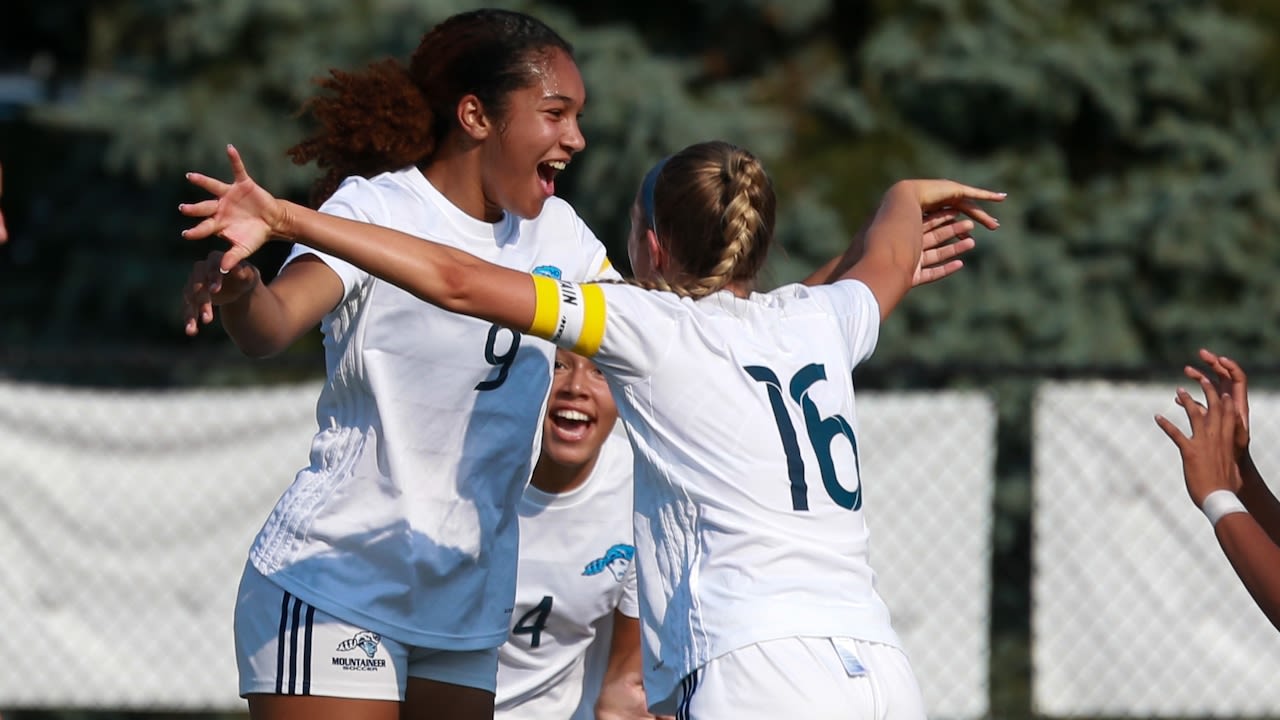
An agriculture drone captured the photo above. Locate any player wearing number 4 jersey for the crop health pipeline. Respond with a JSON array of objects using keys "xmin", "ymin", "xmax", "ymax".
[
  {"xmin": 496, "ymin": 349, "xmax": 668, "ymax": 719},
  {"xmin": 182, "ymin": 140, "xmax": 1003, "ymax": 719}
]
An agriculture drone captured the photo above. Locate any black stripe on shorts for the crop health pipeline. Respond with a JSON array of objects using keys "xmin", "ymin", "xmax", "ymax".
[
  {"xmin": 287, "ymin": 596, "xmax": 303, "ymax": 694},
  {"xmin": 677, "ymin": 668, "xmax": 701, "ymax": 720},
  {"xmin": 273, "ymin": 591, "xmax": 314, "ymax": 696},
  {"xmin": 302, "ymin": 605, "xmax": 316, "ymax": 695},
  {"xmin": 274, "ymin": 591, "xmax": 291, "ymax": 694}
]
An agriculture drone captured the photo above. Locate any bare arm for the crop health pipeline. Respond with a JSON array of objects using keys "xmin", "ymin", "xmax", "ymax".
[
  {"xmin": 1238, "ymin": 452, "xmax": 1280, "ymax": 548},
  {"xmin": 1214, "ymin": 511, "xmax": 1280, "ymax": 631},
  {"xmin": 594, "ymin": 611, "xmax": 670, "ymax": 720},
  {"xmin": 181, "ymin": 146, "xmax": 539, "ymax": 336},
  {"xmin": 844, "ymin": 182, "xmax": 922, "ymax": 320},
  {"xmin": 274, "ymin": 200, "xmax": 537, "ymax": 331},
  {"xmin": 220, "ymin": 257, "xmax": 343, "ymax": 357},
  {"xmin": 802, "ymin": 218, "xmax": 867, "ymax": 286},
  {"xmin": 1157, "ymin": 368, "xmax": 1280, "ymax": 633},
  {"xmin": 181, "ymin": 251, "xmax": 343, "ymax": 358}
]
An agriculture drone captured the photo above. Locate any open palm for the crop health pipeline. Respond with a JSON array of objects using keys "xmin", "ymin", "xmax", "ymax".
[{"xmin": 179, "ymin": 145, "xmax": 284, "ymax": 273}]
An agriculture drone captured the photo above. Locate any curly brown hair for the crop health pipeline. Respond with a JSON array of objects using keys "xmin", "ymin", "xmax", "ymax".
[{"xmin": 289, "ymin": 9, "xmax": 575, "ymax": 206}]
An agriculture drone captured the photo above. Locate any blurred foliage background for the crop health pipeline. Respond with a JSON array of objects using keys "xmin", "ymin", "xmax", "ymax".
[{"xmin": 2, "ymin": 0, "xmax": 1279, "ymax": 718}]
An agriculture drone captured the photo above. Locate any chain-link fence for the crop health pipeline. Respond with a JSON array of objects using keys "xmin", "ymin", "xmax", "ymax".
[
  {"xmin": 1032, "ymin": 382, "xmax": 1280, "ymax": 717},
  {"xmin": 2, "ymin": 354, "xmax": 1279, "ymax": 720},
  {"xmin": 0, "ymin": 380, "xmax": 315, "ymax": 711}
]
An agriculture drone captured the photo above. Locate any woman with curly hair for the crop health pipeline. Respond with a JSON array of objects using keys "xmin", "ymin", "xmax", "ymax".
[{"xmin": 180, "ymin": 10, "xmax": 616, "ymax": 720}]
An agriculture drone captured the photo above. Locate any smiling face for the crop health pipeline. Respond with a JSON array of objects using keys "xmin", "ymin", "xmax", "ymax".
[
  {"xmin": 540, "ymin": 349, "xmax": 617, "ymax": 472},
  {"xmin": 479, "ymin": 48, "xmax": 586, "ymax": 221}
]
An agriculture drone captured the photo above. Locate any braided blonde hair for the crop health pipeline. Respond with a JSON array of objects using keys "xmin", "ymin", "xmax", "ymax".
[{"xmin": 640, "ymin": 141, "xmax": 776, "ymax": 298}]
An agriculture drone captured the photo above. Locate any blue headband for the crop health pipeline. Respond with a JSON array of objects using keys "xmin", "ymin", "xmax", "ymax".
[{"xmin": 639, "ymin": 156, "xmax": 671, "ymax": 231}]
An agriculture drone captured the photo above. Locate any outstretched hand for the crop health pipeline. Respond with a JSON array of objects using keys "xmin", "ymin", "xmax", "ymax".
[
  {"xmin": 180, "ymin": 144, "xmax": 287, "ymax": 273},
  {"xmin": 911, "ymin": 179, "xmax": 1006, "ymax": 226},
  {"xmin": 907, "ymin": 180, "xmax": 1004, "ymax": 287},
  {"xmin": 1155, "ymin": 370, "xmax": 1241, "ymax": 507},
  {"xmin": 1187, "ymin": 348, "xmax": 1251, "ymax": 460}
]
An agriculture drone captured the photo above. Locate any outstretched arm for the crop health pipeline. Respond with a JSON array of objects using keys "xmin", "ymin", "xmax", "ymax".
[
  {"xmin": 181, "ymin": 145, "xmax": 538, "ymax": 335},
  {"xmin": 1156, "ymin": 370, "xmax": 1280, "ymax": 632},
  {"xmin": 1215, "ymin": 511, "xmax": 1280, "ymax": 632},
  {"xmin": 1238, "ymin": 452, "xmax": 1280, "ymax": 547},
  {"xmin": 842, "ymin": 180, "xmax": 1004, "ymax": 321}
]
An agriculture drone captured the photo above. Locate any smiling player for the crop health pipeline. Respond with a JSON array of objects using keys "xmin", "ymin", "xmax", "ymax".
[
  {"xmin": 180, "ymin": 10, "xmax": 618, "ymax": 720},
  {"xmin": 497, "ymin": 349, "xmax": 665, "ymax": 719}
]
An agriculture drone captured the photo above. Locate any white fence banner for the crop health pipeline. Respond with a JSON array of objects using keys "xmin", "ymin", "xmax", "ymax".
[
  {"xmin": 1033, "ymin": 381, "xmax": 1280, "ymax": 717},
  {"xmin": 0, "ymin": 381, "xmax": 995, "ymax": 716},
  {"xmin": 0, "ymin": 380, "xmax": 320, "ymax": 710},
  {"xmin": 861, "ymin": 391, "xmax": 995, "ymax": 720}
]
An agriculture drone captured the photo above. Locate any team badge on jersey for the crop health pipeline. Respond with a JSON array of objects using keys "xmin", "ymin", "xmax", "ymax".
[
  {"xmin": 533, "ymin": 265, "xmax": 563, "ymax": 279},
  {"xmin": 582, "ymin": 543, "xmax": 635, "ymax": 582}
]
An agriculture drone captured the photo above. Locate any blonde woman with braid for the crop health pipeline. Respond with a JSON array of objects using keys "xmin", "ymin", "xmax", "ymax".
[{"xmin": 181, "ymin": 141, "xmax": 1003, "ymax": 719}]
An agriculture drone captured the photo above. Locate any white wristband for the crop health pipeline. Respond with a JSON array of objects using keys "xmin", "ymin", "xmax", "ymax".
[{"xmin": 1201, "ymin": 489, "xmax": 1248, "ymax": 527}]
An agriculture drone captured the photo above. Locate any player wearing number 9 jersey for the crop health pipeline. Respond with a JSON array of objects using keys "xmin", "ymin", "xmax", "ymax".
[
  {"xmin": 178, "ymin": 11, "xmax": 617, "ymax": 720},
  {"xmin": 183, "ymin": 140, "xmax": 1004, "ymax": 719},
  {"xmin": 263, "ymin": 161, "xmax": 613, "ymax": 649}
]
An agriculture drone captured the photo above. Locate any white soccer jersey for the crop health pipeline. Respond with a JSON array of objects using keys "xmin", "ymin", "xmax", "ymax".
[
  {"xmin": 495, "ymin": 428, "xmax": 639, "ymax": 719},
  {"xmin": 524, "ymin": 277, "xmax": 902, "ymax": 713},
  {"xmin": 249, "ymin": 166, "xmax": 617, "ymax": 650}
]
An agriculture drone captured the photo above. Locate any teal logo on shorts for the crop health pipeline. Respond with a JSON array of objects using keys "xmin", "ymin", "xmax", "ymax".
[
  {"xmin": 583, "ymin": 543, "xmax": 635, "ymax": 582},
  {"xmin": 332, "ymin": 631, "xmax": 387, "ymax": 671},
  {"xmin": 533, "ymin": 265, "xmax": 562, "ymax": 279},
  {"xmin": 336, "ymin": 631, "xmax": 381, "ymax": 658}
]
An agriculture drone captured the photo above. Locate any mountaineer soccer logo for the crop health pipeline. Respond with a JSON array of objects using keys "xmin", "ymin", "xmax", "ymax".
[{"xmin": 332, "ymin": 631, "xmax": 386, "ymax": 671}]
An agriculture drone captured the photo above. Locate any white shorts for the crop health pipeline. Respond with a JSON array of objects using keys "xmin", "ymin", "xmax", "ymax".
[
  {"xmin": 668, "ymin": 636, "xmax": 925, "ymax": 720},
  {"xmin": 234, "ymin": 561, "xmax": 499, "ymax": 701}
]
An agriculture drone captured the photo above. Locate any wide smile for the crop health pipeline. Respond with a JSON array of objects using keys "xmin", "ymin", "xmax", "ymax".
[
  {"xmin": 537, "ymin": 160, "xmax": 567, "ymax": 197},
  {"xmin": 549, "ymin": 406, "xmax": 594, "ymax": 443}
]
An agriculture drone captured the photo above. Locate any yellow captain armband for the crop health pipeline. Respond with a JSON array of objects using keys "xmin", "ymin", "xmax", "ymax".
[{"xmin": 528, "ymin": 274, "xmax": 607, "ymax": 356}]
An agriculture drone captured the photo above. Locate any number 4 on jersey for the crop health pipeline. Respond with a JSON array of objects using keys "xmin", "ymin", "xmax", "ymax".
[
  {"xmin": 745, "ymin": 364, "xmax": 862, "ymax": 512},
  {"xmin": 512, "ymin": 595, "xmax": 553, "ymax": 648}
]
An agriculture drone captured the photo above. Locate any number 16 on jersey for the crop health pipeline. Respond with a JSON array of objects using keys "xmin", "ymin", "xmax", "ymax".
[{"xmin": 745, "ymin": 363, "xmax": 862, "ymax": 512}]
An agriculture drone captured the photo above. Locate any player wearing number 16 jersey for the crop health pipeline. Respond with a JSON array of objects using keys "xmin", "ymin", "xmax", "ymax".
[{"xmin": 183, "ymin": 139, "xmax": 1004, "ymax": 719}]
